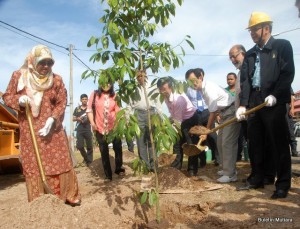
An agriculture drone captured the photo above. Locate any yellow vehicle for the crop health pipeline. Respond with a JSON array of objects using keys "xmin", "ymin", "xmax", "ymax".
[{"xmin": 0, "ymin": 99, "xmax": 21, "ymax": 174}]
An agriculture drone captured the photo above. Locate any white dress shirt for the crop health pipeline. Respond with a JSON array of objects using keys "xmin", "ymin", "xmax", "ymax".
[{"xmin": 201, "ymin": 80, "xmax": 235, "ymax": 113}]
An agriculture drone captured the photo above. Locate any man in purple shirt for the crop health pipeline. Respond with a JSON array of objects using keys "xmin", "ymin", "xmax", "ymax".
[{"xmin": 157, "ymin": 77, "xmax": 201, "ymax": 176}]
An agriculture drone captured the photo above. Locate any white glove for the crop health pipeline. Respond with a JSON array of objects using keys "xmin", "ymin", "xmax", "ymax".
[
  {"xmin": 18, "ymin": 95, "xmax": 31, "ymax": 107},
  {"xmin": 38, "ymin": 117, "xmax": 55, "ymax": 136},
  {"xmin": 236, "ymin": 107, "xmax": 246, "ymax": 121},
  {"xmin": 265, "ymin": 95, "xmax": 277, "ymax": 107}
]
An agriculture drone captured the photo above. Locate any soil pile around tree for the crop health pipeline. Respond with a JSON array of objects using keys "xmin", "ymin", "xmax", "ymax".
[{"xmin": 1, "ymin": 150, "xmax": 300, "ymax": 228}]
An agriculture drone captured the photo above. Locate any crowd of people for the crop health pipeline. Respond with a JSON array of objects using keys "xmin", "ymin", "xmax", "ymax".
[{"xmin": 2, "ymin": 7, "xmax": 299, "ymax": 206}]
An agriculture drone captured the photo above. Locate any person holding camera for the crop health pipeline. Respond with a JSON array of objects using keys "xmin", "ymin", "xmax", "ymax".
[{"xmin": 73, "ymin": 94, "xmax": 94, "ymax": 167}]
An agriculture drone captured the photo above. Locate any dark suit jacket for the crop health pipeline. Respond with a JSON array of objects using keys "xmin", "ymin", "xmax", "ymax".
[{"xmin": 239, "ymin": 36, "xmax": 295, "ymax": 106}]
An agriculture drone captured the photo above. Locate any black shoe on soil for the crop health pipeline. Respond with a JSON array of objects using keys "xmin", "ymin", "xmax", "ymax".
[
  {"xmin": 236, "ymin": 181, "xmax": 264, "ymax": 191},
  {"xmin": 271, "ymin": 189, "xmax": 288, "ymax": 199}
]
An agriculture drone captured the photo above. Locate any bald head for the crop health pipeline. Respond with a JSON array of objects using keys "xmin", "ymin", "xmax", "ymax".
[{"xmin": 229, "ymin": 44, "xmax": 246, "ymax": 70}]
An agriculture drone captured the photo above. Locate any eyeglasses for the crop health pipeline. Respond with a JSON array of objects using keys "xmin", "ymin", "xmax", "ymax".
[
  {"xmin": 38, "ymin": 60, "xmax": 54, "ymax": 67},
  {"xmin": 248, "ymin": 26, "xmax": 263, "ymax": 33},
  {"xmin": 229, "ymin": 52, "xmax": 241, "ymax": 60}
]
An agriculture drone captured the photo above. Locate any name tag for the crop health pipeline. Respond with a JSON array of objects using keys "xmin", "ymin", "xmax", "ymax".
[{"xmin": 198, "ymin": 100, "xmax": 203, "ymax": 107}]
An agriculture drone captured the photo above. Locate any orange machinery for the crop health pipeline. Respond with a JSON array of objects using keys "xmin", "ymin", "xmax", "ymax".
[{"xmin": 0, "ymin": 99, "xmax": 21, "ymax": 174}]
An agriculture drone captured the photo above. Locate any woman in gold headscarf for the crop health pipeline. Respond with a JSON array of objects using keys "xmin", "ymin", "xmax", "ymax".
[{"xmin": 3, "ymin": 45, "xmax": 81, "ymax": 206}]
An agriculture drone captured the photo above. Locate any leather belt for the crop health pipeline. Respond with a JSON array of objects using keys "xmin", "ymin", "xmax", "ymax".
[
  {"xmin": 219, "ymin": 102, "xmax": 234, "ymax": 113},
  {"xmin": 196, "ymin": 108, "xmax": 208, "ymax": 113},
  {"xmin": 252, "ymin": 87, "xmax": 261, "ymax": 92}
]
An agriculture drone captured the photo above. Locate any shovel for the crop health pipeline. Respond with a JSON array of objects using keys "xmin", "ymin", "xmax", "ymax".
[
  {"xmin": 182, "ymin": 138, "xmax": 206, "ymax": 157},
  {"xmin": 25, "ymin": 102, "xmax": 53, "ymax": 194},
  {"xmin": 183, "ymin": 101, "xmax": 268, "ymax": 156}
]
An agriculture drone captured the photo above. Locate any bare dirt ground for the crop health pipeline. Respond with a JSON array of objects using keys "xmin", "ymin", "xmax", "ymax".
[{"xmin": 1, "ymin": 150, "xmax": 300, "ymax": 229}]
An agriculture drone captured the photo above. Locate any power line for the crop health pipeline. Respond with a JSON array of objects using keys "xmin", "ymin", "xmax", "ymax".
[
  {"xmin": 0, "ymin": 24, "xmax": 42, "ymax": 45},
  {"xmin": 273, "ymin": 27, "xmax": 300, "ymax": 37},
  {"xmin": 72, "ymin": 52, "xmax": 94, "ymax": 71},
  {"xmin": 0, "ymin": 20, "xmax": 98, "ymax": 72},
  {"xmin": 1, "ymin": 19, "xmax": 299, "ymax": 68},
  {"xmin": 0, "ymin": 24, "xmax": 70, "ymax": 56},
  {"xmin": 73, "ymin": 48, "xmax": 95, "ymax": 52},
  {"xmin": 0, "ymin": 20, "xmax": 68, "ymax": 50}
]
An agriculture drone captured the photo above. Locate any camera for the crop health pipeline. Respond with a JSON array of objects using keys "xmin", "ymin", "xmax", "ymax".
[{"xmin": 80, "ymin": 113, "xmax": 89, "ymax": 124}]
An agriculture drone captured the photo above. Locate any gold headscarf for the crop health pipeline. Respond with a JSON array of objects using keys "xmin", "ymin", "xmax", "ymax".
[{"xmin": 17, "ymin": 45, "xmax": 54, "ymax": 117}]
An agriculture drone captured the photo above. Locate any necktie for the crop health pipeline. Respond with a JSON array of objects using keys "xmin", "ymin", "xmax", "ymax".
[
  {"xmin": 197, "ymin": 91, "xmax": 204, "ymax": 112},
  {"xmin": 252, "ymin": 48, "xmax": 261, "ymax": 88}
]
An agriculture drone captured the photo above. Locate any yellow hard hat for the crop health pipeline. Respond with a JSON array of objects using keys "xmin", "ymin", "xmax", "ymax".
[{"xmin": 247, "ymin": 12, "xmax": 272, "ymax": 29}]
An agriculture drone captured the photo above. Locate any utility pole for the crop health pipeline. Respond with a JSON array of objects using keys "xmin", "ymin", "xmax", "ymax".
[{"xmin": 69, "ymin": 44, "xmax": 74, "ymax": 152}]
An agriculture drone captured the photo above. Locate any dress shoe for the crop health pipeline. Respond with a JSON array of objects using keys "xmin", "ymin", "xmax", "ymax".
[
  {"xmin": 65, "ymin": 199, "xmax": 81, "ymax": 207},
  {"xmin": 271, "ymin": 189, "xmax": 288, "ymax": 199},
  {"xmin": 188, "ymin": 171, "xmax": 197, "ymax": 177},
  {"xmin": 115, "ymin": 168, "xmax": 125, "ymax": 176},
  {"xmin": 217, "ymin": 170, "xmax": 238, "ymax": 176},
  {"xmin": 292, "ymin": 151, "xmax": 300, "ymax": 157},
  {"xmin": 263, "ymin": 178, "xmax": 275, "ymax": 185},
  {"xmin": 236, "ymin": 181, "xmax": 264, "ymax": 191},
  {"xmin": 199, "ymin": 163, "xmax": 206, "ymax": 168},
  {"xmin": 217, "ymin": 174, "xmax": 237, "ymax": 183},
  {"xmin": 104, "ymin": 177, "xmax": 112, "ymax": 182}
]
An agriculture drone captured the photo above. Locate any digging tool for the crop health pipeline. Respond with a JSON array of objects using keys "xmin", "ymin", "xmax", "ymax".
[
  {"xmin": 182, "ymin": 138, "xmax": 206, "ymax": 157},
  {"xmin": 183, "ymin": 101, "xmax": 268, "ymax": 156},
  {"xmin": 25, "ymin": 102, "xmax": 53, "ymax": 194}
]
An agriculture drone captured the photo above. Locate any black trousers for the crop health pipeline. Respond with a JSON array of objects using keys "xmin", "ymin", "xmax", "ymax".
[
  {"xmin": 76, "ymin": 130, "xmax": 93, "ymax": 164},
  {"xmin": 186, "ymin": 110, "xmax": 219, "ymax": 173},
  {"xmin": 171, "ymin": 137, "xmax": 184, "ymax": 170},
  {"xmin": 181, "ymin": 111, "xmax": 202, "ymax": 173},
  {"xmin": 286, "ymin": 106, "xmax": 297, "ymax": 153},
  {"xmin": 247, "ymin": 91, "xmax": 291, "ymax": 190},
  {"xmin": 171, "ymin": 111, "xmax": 199, "ymax": 170},
  {"xmin": 95, "ymin": 132, "xmax": 123, "ymax": 179}
]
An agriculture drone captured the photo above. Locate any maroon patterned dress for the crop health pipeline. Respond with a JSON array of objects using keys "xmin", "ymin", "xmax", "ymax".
[{"xmin": 3, "ymin": 70, "xmax": 80, "ymax": 202}]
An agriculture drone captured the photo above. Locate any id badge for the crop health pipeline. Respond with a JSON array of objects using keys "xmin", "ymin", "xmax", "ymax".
[{"xmin": 197, "ymin": 100, "xmax": 203, "ymax": 107}]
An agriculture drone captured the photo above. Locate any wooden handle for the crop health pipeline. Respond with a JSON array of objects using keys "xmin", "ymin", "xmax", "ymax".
[
  {"xmin": 25, "ymin": 102, "xmax": 53, "ymax": 194},
  {"xmin": 196, "ymin": 138, "xmax": 206, "ymax": 151},
  {"xmin": 208, "ymin": 101, "xmax": 268, "ymax": 134}
]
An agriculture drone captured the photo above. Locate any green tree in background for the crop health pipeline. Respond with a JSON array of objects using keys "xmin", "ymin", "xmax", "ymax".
[{"xmin": 82, "ymin": 0, "xmax": 194, "ymax": 223}]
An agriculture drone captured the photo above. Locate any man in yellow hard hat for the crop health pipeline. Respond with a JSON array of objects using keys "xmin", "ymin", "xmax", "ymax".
[{"xmin": 236, "ymin": 12, "xmax": 295, "ymax": 199}]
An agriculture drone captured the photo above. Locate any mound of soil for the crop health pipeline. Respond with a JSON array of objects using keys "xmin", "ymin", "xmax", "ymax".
[{"xmin": 1, "ymin": 150, "xmax": 300, "ymax": 228}]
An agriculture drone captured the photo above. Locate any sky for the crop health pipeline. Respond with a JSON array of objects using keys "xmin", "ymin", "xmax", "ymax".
[{"xmin": 0, "ymin": 0, "xmax": 299, "ymax": 135}]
